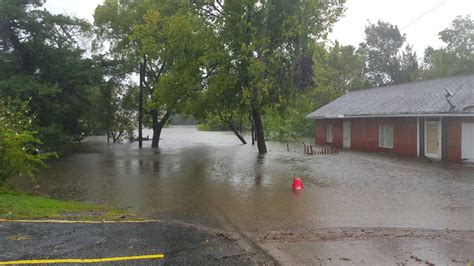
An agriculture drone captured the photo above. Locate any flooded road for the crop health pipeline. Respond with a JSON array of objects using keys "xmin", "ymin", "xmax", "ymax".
[{"xmin": 28, "ymin": 126, "xmax": 474, "ymax": 233}]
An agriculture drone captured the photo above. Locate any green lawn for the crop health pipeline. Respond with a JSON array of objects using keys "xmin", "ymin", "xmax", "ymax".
[{"xmin": 0, "ymin": 189, "xmax": 131, "ymax": 220}]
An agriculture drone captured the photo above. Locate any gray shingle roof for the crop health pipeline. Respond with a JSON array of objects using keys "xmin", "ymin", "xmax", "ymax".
[{"xmin": 307, "ymin": 74, "xmax": 474, "ymax": 119}]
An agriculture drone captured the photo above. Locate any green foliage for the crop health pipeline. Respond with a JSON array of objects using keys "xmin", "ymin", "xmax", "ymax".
[
  {"xmin": 192, "ymin": 0, "xmax": 345, "ymax": 152},
  {"xmin": 358, "ymin": 21, "xmax": 419, "ymax": 87},
  {"xmin": 439, "ymin": 15, "xmax": 474, "ymax": 53},
  {"xmin": 197, "ymin": 116, "xmax": 229, "ymax": 131},
  {"xmin": 0, "ymin": 0, "xmax": 104, "ymax": 151},
  {"xmin": 423, "ymin": 16, "xmax": 474, "ymax": 78},
  {"xmin": 84, "ymin": 82, "xmax": 137, "ymax": 144},
  {"xmin": 0, "ymin": 99, "xmax": 57, "ymax": 184},
  {"xmin": 264, "ymin": 102, "xmax": 312, "ymax": 140},
  {"xmin": 94, "ymin": 0, "xmax": 209, "ymax": 147},
  {"xmin": 264, "ymin": 43, "xmax": 365, "ymax": 140},
  {"xmin": 93, "ymin": 0, "xmax": 154, "ymax": 82},
  {"xmin": 314, "ymin": 43, "xmax": 367, "ymax": 93},
  {"xmin": 131, "ymin": 8, "xmax": 210, "ymax": 114}
]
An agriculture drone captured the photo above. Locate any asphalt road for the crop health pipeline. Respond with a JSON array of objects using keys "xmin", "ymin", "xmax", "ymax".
[{"xmin": 0, "ymin": 220, "xmax": 276, "ymax": 265}]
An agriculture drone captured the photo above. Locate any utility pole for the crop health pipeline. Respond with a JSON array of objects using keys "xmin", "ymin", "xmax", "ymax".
[{"xmin": 138, "ymin": 57, "xmax": 145, "ymax": 148}]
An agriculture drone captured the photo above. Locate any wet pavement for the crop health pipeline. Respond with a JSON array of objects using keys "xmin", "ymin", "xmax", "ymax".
[
  {"xmin": 0, "ymin": 220, "xmax": 272, "ymax": 265},
  {"xmin": 8, "ymin": 126, "xmax": 474, "ymax": 264},
  {"xmin": 257, "ymin": 227, "xmax": 474, "ymax": 265}
]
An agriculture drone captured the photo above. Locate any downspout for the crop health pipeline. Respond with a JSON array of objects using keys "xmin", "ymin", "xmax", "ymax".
[{"xmin": 416, "ymin": 117, "xmax": 420, "ymax": 157}]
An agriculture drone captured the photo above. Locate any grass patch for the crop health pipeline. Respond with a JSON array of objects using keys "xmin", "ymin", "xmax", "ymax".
[{"xmin": 0, "ymin": 188, "xmax": 133, "ymax": 221}]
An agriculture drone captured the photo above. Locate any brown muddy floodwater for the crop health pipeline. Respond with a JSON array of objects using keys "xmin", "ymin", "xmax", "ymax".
[{"xmin": 26, "ymin": 126, "xmax": 474, "ymax": 233}]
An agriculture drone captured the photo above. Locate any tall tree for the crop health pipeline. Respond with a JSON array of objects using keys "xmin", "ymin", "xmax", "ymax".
[
  {"xmin": 130, "ymin": 6, "xmax": 214, "ymax": 146},
  {"xmin": 94, "ymin": 0, "xmax": 156, "ymax": 145},
  {"xmin": 423, "ymin": 16, "xmax": 474, "ymax": 78},
  {"xmin": 0, "ymin": 0, "xmax": 104, "ymax": 150},
  {"xmin": 95, "ymin": 0, "xmax": 207, "ymax": 148},
  {"xmin": 195, "ymin": 0, "xmax": 345, "ymax": 154},
  {"xmin": 190, "ymin": 55, "xmax": 249, "ymax": 144},
  {"xmin": 316, "ymin": 42, "xmax": 367, "ymax": 93},
  {"xmin": 263, "ymin": 42, "xmax": 366, "ymax": 140},
  {"xmin": 84, "ymin": 81, "xmax": 137, "ymax": 144},
  {"xmin": 358, "ymin": 21, "xmax": 419, "ymax": 87}
]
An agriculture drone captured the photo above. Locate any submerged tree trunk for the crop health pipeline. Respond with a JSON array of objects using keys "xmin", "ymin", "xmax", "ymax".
[
  {"xmin": 252, "ymin": 107, "xmax": 267, "ymax": 154},
  {"xmin": 151, "ymin": 125, "xmax": 163, "ymax": 148},
  {"xmin": 151, "ymin": 111, "xmax": 159, "ymax": 148},
  {"xmin": 249, "ymin": 115, "xmax": 255, "ymax": 145},
  {"xmin": 151, "ymin": 110, "xmax": 171, "ymax": 148},
  {"xmin": 229, "ymin": 123, "xmax": 247, "ymax": 144}
]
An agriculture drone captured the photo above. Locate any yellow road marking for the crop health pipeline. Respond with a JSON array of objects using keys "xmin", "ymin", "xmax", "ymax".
[
  {"xmin": 0, "ymin": 219, "xmax": 157, "ymax": 224},
  {"xmin": 0, "ymin": 254, "xmax": 165, "ymax": 265}
]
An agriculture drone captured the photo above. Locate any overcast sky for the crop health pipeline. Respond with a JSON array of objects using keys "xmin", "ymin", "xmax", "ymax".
[
  {"xmin": 44, "ymin": 0, "xmax": 474, "ymax": 55},
  {"xmin": 330, "ymin": 0, "xmax": 474, "ymax": 55}
]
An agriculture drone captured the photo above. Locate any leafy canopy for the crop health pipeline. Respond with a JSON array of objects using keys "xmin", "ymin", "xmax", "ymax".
[
  {"xmin": 358, "ymin": 21, "xmax": 419, "ymax": 87},
  {"xmin": 0, "ymin": 0, "xmax": 103, "ymax": 150},
  {"xmin": 423, "ymin": 15, "xmax": 474, "ymax": 78}
]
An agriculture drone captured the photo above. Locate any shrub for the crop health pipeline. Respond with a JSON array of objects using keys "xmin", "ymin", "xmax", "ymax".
[{"xmin": 0, "ymin": 99, "xmax": 57, "ymax": 184}]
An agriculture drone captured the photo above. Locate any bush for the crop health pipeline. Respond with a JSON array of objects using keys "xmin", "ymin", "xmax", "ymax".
[
  {"xmin": 197, "ymin": 116, "xmax": 229, "ymax": 131},
  {"xmin": 0, "ymin": 99, "xmax": 56, "ymax": 184}
]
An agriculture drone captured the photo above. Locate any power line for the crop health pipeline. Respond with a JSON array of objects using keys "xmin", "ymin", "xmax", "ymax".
[{"xmin": 401, "ymin": 0, "xmax": 446, "ymax": 30}]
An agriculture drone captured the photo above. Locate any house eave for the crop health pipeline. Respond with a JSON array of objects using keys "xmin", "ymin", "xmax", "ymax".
[{"xmin": 306, "ymin": 113, "xmax": 474, "ymax": 120}]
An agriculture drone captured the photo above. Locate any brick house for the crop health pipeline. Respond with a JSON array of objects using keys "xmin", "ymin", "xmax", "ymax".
[{"xmin": 306, "ymin": 75, "xmax": 474, "ymax": 163}]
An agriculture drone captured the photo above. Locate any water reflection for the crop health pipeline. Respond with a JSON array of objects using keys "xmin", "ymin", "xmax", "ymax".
[{"xmin": 254, "ymin": 154, "xmax": 265, "ymax": 185}]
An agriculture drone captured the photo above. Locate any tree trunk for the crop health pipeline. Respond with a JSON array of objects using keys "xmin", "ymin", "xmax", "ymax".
[
  {"xmin": 252, "ymin": 107, "xmax": 267, "ymax": 154},
  {"xmin": 151, "ymin": 124, "xmax": 163, "ymax": 148},
  {"xmin": 229, "ymin": 123, "xmax": 247, "ymax": 144},
  {"xmin": 249, "ymin": 115, "xmax": 255, "ymax": 145},
  {"xmin": 151, "ymin": 111, "xmax": 171, "ymax": 148},
  {"xmin": 151, "ymin": 111, "xmax": 160, "ymax": 148},
  {"xmin": 113, "ymin": 130, "xmax": 123, "ymax": 144}
]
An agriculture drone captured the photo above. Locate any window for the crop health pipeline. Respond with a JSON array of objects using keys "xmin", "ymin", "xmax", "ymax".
[
  {"xmin": 326, "ymin": 125, "xmax": 333, "ymax": 143},
  {"xmin": 379, "ymin": 125, "xmax": 394, "ymax": 148}
]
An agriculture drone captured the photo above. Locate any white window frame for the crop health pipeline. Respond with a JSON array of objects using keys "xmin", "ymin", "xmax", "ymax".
[
  {"xmin": 379, "ymin": 125, "xmax": 394, "ymax": 148},
  {"xmin": 326, "ymin": 124, "xmax": 333, "ymax": 143}
]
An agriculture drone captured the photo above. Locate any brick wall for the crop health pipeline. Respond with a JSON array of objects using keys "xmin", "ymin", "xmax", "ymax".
[
  {"xmin": 315, "ymin": 116, "xmax": 474, "ymax": 162},
  {"xmin": 315, "ymin": 121, "xmax": 325, "ymax": 144},
  {"xmin": 315, "ymin": 117, "xmax": 418, "ymax": 157},
  {"xmin": 392, "ymin": 117, "xmax": 418, "ymax": 157},
  {"xmin": 446, "ymin": 117, "xmax": 474, "ymax": 163},
  {"xmin": 315, "ymin": 119, "xmax": 343, "ymax": 148},
  {"xmin": 350, "ymin": 118, "xmax": 379, "ymax": 153}
]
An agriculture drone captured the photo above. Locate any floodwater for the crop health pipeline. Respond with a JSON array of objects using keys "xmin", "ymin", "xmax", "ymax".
[{"xmin": 28, "ymin": 126, "xmax": 474, "ymax": 232}]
